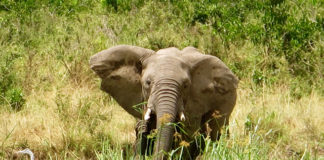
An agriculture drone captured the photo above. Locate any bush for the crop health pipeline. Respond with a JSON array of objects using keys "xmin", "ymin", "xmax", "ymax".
[
  {"xmin": 0, "ymin": 53, "xmax": 25, "ymax": 110},
  {"xmin": 4, "ymin": 87, "xmax": 25, "ymax": 110}
]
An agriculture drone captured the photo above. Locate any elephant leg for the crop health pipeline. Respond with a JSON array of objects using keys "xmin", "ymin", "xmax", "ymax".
[
  {"xmin": 200, "ymin": 109, "xmax": 229, "ymax": 141},
  {"xmin": 134, "ymin": 117, "xmax": 157, "ymax": 156},
  {"xmin": 187, "ymin": 132, "xmax": 206, "ymax": 159},
  {"xmin": 182, "ymin": 117, "xmax": 205, "ymax": 160},
  {"xmin": 208, "ymin": 114, "xmax": 229, "ymax": 141},
  {"xmin": 134, "ymin": 120, "xmax": 149, "ymax": 156}
]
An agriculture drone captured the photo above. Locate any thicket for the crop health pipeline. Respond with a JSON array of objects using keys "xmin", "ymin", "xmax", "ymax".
[{"xmin": 0, "ymin": 0, "xmax": 323, "ymax": 107}]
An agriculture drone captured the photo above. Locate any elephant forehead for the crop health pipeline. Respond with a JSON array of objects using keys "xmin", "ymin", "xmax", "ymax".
[
  {"xmin": 146, "ymin": 53, "xmax": 185, "ymax": 66},
  {"xmin": 156, "ymin": 47, "xmax": 181, "ymax": 55}
]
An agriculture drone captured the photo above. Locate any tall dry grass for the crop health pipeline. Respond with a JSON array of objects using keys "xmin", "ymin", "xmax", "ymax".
[
  {"xmin": 1, "ymin": 82, "xmax": 323, "ymax": 159},
  {"xmin": 1, "ymin": 85, "xmax": 137, "ymax": 159}
]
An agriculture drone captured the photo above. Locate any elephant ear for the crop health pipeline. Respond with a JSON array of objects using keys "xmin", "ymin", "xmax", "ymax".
[
  {"xmin": 181, "ymin": 47, "xmax": 238, "ymax": 110},
  {"xmin": 90, "ymin": 45, "xmax": 154, "ymax": 118}
]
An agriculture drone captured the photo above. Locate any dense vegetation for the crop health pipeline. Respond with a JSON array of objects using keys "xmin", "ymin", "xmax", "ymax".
[{"xmin": 0, "ymin": 0, "xmax": 323, "ymax": 159}]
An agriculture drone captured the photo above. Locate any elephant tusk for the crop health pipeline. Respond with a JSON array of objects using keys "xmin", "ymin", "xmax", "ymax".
[
  {"xmin": 144, "ymin": 108, "xmax": 152, "ymax": 121},
  {"xmin": 180, "ymin": 112, "xmax": 185, "ymax": 121}
]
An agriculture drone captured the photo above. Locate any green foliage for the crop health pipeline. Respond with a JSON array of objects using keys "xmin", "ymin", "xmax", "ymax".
[
  {"xmin": 102, "ymin": 0, "xmax": 145, "ymax": 12},
  {"xmin": 0, "ymin": 52, "xmax": 25, "ymax": 110},
  {"xmin": 1, "ymin": 0, "xmax": 321, "ymax": 96},
  {"xmin": 95, "ymin": 127, "xmax": 316, "ymax": 160},
  {"xmin": 206, "ymin": 0, "xmax": 322, "ymax": 96},
  {"xmin": 0, "ymin": 0, "xmax": 98, "ymax": 15},
  {"xmin": 4, "ymin": 88, "xmax": 25, "ymax": 110}
]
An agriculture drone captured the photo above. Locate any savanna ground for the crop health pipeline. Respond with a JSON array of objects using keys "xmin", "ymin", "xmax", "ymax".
[{"xmin": 0, "ymin": 0, "xmax": 323, "ymax": 159}]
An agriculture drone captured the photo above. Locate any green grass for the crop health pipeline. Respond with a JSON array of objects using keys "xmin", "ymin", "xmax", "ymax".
[{"xmin": 0, "ymin": 0, "xmax": 323, "ymax": 159}]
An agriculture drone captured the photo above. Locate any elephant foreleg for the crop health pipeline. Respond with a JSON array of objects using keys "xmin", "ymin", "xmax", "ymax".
[
  {"xmin": 201, "ymin": 109, "xmax": 230, "ymax": 141},
  {"xmin": 134, "ymin": 120, "xmax": 149, "ymax": 155},
  {"xmin": 208, "ymin": 114, "xmax": 229, "ymax": 141},
  {"xmin": 134, "ymin": 117, "xmax": 157, "ymax": 156}
]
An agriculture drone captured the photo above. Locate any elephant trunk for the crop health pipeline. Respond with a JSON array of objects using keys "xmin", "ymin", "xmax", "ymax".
[{"xmin": 152, "ymin": 80, "xmax": 179, "ymax": 159}]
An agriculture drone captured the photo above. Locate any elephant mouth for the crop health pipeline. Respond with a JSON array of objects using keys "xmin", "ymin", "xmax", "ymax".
[{"xmin": 147, "ymin": 113, "xmax": 157, "ymax": 130}]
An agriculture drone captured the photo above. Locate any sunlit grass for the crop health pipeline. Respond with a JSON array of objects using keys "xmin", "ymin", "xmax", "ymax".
[
  {"xmin": 0, "ymin": 85, "xmax": 136, "ymax": 159},
  {"xmin": 1, "ymin": 83, "xmax": 323, "ymax": 159}
]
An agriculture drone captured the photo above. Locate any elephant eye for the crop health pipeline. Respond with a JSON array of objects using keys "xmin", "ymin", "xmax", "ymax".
[
  {"xmin": 146, "ymin": 80, "xmax": 151, "ymax": 85},
  {"xmin": 183, "ymin": 79, "xmax": 190, "ymax": 89},
  {"xmin": 183, "ymin": 83, "xmax": 188, "ymax": 89},
  {"xmin": 144, "ymin": 79, "xmax": 151, "ymax": 89}
]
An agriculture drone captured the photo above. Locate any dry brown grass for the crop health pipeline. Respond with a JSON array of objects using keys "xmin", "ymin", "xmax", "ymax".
[
  {"xmin": 231, "ymin": 82, "xmax": 324, "ymax": 158},
  {"xmin": 0, "ymin": 85, "xmax": 137, "ymax": 159},
  {"xmin": 1, "ymin": 81, "xmax": 323, "ymax": 159}
]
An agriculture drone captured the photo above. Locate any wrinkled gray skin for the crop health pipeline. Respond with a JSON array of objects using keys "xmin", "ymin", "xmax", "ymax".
[{"xmin": 90, "ymin": 45, "xmax": 238, "ymax": 159}]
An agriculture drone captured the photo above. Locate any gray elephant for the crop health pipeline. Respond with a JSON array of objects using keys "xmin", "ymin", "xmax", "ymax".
[{"xmin": 90, "ymin": 45, "xmax": 238, "ymax": 159}]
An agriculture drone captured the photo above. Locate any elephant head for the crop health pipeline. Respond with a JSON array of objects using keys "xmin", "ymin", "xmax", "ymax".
[{"xmin": 90, "ymin": 45, "xmax": 238, "ymax": 159}]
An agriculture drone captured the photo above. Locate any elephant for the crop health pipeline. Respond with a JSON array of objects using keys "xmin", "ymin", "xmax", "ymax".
[{"xmin": 89, "ymin": 45, "xmax": 238, "ymax": 159}]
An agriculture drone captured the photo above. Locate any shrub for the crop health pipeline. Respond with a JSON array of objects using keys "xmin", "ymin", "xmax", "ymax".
[{"xmin": 0, "ymin": 53, "xmax": 25, "ymax": 110}]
